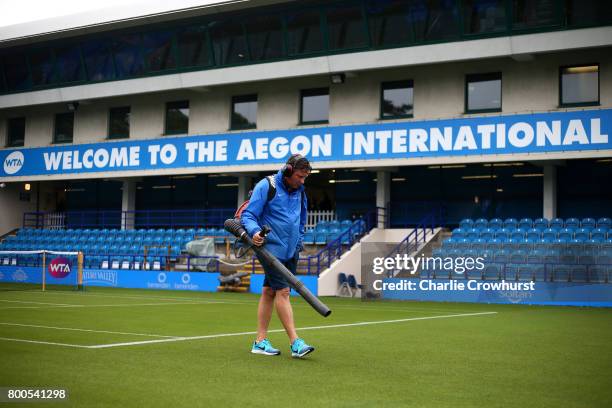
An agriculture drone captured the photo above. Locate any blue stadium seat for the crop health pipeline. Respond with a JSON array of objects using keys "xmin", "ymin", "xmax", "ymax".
[
  {"xmin": 503, "ymin": 218, "xmax": 518, "ymax": 229},
  {"xmin": 511, "ymin": 228, "xmax": 526, "ymax": 241},
  {"xmin": 565, "ymin": 218, "xmax": 580, "ymax": 229},
  {"xmin": 314, "ymin": 229, "xmax": 328, "ymax": 245},
  {"xmin": 452, "ymin": 228, "xmax": 466, "ymax": 239},
  {"xmin": 597, "ymin": 218, "xmax": 612, "ymax": 229},
  {"xmin": 479, "ymin": 228, "xmax": 494, "ymax": 241},
  {"xmin": 518, "ymin": 218, "xmax": 533, "ymax": 230},
  {"xmin": 459, "ymin": 218, "xmax": 474, "ymax": 229},
  {"xmin": 486, "ymin": 238, "xmax": 503, "ymax": 251},
  {"xmin": 504, "ymin": 264, "xmax": 519, "ymax": 280},
  {"xmin": 467, "ymin": 228, "xmax": 479, "ymax": 241},
  {"xmin": 489, "ymin": 218, "xmax": 503, "ymax": 230},
  {"xmin": 558, "ymin": 228, "xmax": 574, "ymax": 241},
  {"xmin": 581, "ymin": 218, "xmax": 596, "ymax": 229},
  {"xmin": 483, "ymin": 264, "xmax": 501, "ymax": 280},
  {"xmin": 495, "ymin": 228, "xmax": 511, "ymax": 241},
  {"xmin": 526, "ymin": 228, "xmax": 541, "ymax": 241},
  {"xmin": 303, "ymin": 231, "xmax": 315, "ymax": 245},
  {"xmin": 591, "ymin": 228, "xmax": 607, "ymax": 242},
  {"xmin": 571, "ymin": 265, "xmax": 589, "ymax": 282},
  {"xmin": 474, "ymin": 218, "xmax": 488, "ymax": 229},
  {"xmin": 534, "ymin": 218, "xmax": 549, "ymax": 229},
  {"xmin": 575, "ymin": 228, "xmax": 590, "ymax": 241},
  {"xmin": 546, "ymin": 218, "xmax": 562, "ymax": 230},
  {"xmin": 542, "ymin": 228, "xmax": 558, "ymax": 241},
  {"xmin": 510, "ymin": 250, "xmax": 527, "ymax": 263},
  {"xmin": 527, "ymin": 249, "xmax": 545, "ymax": 263}
]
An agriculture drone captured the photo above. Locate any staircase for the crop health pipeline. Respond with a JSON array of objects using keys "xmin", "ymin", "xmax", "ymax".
[{"xmin": 395, "ymin": 228, "xmax": 451, "ymax": 278}]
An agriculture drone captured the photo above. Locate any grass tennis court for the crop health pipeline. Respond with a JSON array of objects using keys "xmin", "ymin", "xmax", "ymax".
[{"xmin": 1, "ymin": 287, "xmax": 611, "ymax": 408}]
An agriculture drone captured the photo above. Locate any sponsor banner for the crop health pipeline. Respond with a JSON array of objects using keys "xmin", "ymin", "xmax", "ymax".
[
  {"xmin": 381, "ymin": 278, "xmax": 612, "ymax": 307},
  {"xmin": 249, "ymin": 274, "xmax": 318, "ymax": 297},
  {"xmin": 0, "ymin": 265, "xmax": 76, "ymax": 286},
  {"xmin": 0, "ymin": 266, "xmax": 219, "ymax": 292},
  {"xmin": 1, "ymin": 109, "xmax": 611, "ymax": 178}
]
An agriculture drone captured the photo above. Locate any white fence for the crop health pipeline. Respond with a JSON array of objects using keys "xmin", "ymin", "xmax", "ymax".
[
  {"xmin": 306, "ymin": 211, "xmax": 336, "ymax": 229},
  {"xmin": 44, "ymin": 213, "xmax": 66, "ymax": 229}
]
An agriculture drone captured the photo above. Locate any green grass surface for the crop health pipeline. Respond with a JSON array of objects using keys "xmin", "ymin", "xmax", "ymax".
[{"xmin": 1, "ymin": 287, "xmax": 611, "ymax": 408}]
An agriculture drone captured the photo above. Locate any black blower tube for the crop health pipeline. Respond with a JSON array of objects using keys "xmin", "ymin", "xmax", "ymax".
[{"xmin": 224, "ymin": 218, "xmax": 332, "ymax": 317}]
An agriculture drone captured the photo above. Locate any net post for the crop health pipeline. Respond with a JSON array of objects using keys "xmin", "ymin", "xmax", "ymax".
[
  {"xmin": 42, "ymin": 251, "xmax": 46, "ymax": 292},
  {"xmin": 77, "ymin": 251, "xmax": 84, "ymax": 291}
]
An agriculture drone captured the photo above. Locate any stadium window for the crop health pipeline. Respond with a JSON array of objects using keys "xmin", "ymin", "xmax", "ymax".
[
  {"xmin": 245, "ymin": 14, "xmax": 285, "ymax": 61},
  {"xmin": 560, "ymin": 65, "xmax": 599, "ymax": 107},
  {"xmin": 231, "ymin": 95, "xmax": 258, "ymax": 130},
  {"xmin": 108, "ymin": 107, "xmax": 131, "ymax": 139},
  {"xmin": 113, "ymin": 33, "xmax": 145, "ymax": 78},
  {"xmin": 411, "ymin": 0, "xmax": 460, "ymax": 42},
  {"xmin": 3, "ymin": 52, "xmax": 29, "ymax": 92},
  {"xmin": 380, "ymin": 80, "xmax": 414, "ymax": 119},
  {"xmin": 465, "ymin": 72, "xmax": 502, "ymax": 113},
  {"xmin": 366, "ymin": 0, "xmax": 412, "ymax": 47},
  {"xmin": 177, "ymin": 25, "xmax": 211, "ymax": 68},
  {"xmin": 54, "ymin": 45, "xmax": 84, "ymax": 83},
  {"xmin": 143, "ymin": 30, "xmax": 176, "ymax": 72},
  {"xmin": 53, "ymin": 112, "xmax": 74, "ymax": 144},
  {"xmin": 29, "ymin": 48, "xmax": 55, "ymax": 87},
  {"xmin": 6, "ymin": 117, "xmax": 26, "ymax": 147},
  {"xmin": 81, "ymin": 39, "xmax": 115, "ymax": 81},
  {"xmin": 165, "ymin": 101, "xmax": 190, "ymax": 135},
  {"xmin": 463, "ymin": 0, "xmax": 507, "ymax": 35},
  {"xmin": 325, "ymin": 3, "xmax": 368, "ymax": 50},
  {"xmin": 512, "ymin": 0, "xmax": 560, "ymax": 30},
  {"xmin": 565, "ymin": 0, "xmax": 612, "ymax": 27},
  {"xmin": 300, "ymin": 88, "xmax": 329, "ymax": 125},
  {"xmin": 286, "ymin": 8, "xmax": 324, "ymax": 56},
  {"xmin": 209, "ymin": 20, "xmax": 249, "ymax": 65}
]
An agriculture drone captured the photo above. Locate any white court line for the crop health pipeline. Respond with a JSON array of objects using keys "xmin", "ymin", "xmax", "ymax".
[
  {"xmin": 0, "ymin": 311, "xmax": 498, "ymax": 349},
  {"xmin": 0, "ymin": 322, "xmax": 178, "ymax": 338},
  {"xmin": 0, "ymin": 336, "xmax": 91, "ymax": 349},
  {"xmin": 88, "ymin": 311, "xmax": 498, "ymax": 349},
  {"xmin": 0, "ymin": 301, "xmax": 232, "ymax": 310},
  {"xmin": 0, "ymin": 299, "xmax": 75, "ymax": 306},
  {"xmin": 2, "ymin": 291, "xmax": 482, "ymax": 314}
]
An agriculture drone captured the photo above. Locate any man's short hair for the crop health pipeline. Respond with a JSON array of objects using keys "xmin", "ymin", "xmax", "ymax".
[{"xmin": 288, "ymin": 154, "xmax": 312, "ymax": 173}]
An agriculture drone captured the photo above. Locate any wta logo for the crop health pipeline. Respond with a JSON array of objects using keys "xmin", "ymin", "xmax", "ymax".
[
  {"xmin": 3, "ymin": 151, "xmax": 25, "ymax": 175},
  {"xmin": 48, "ymin": 257, "xmax": 72, "ymax": 278}
]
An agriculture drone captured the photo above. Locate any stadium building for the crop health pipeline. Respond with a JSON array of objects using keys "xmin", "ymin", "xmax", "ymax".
[{"xmin": 0, "ymin": 0, "xmax": 611, "ymax": 301}]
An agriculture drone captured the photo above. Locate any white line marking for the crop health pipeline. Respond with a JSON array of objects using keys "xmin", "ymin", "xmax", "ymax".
[
  {"xmin": 2, "ymin": 291, "xmax": 480, "ymax": 314},
  {"xmin": 0, "ymin": 299, "xmax": 75, "ymax": 306},
  {"xmin": 0, "ymin": 322, "xmax": 178, "ymax": 338},
  {"xmin": 0, "ymin": 301, "xmax": 230, "ymax": 310},
  {"xmin": 0, "ymin": 336, "xmax": 91, "ymax": 349},
  {"xmin": 88, "ymin": 311, "xmax": 498, "ymax": 349}
]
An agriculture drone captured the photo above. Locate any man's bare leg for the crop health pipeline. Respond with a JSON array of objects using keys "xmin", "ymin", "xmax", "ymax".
[
  {"xmin": 274, "ymin": 287, "xmax": 298, "ymax": 343},
  {"xmin": 256, "ymin": 287, "xmax": 275, "ymax": 342}
]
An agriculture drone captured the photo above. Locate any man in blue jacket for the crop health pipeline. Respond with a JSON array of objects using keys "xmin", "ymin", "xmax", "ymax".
[{"xmin": 241, "ymin": 154, "xmax": 315, "ymax": 358}]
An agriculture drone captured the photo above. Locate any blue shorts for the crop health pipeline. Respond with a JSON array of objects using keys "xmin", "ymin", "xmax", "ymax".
[{"xmin": 258, "ymin": 254, "xmax": 298, "ymax": 290}]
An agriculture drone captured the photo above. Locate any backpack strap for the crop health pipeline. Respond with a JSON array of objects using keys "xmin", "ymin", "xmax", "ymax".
[{"xmin": 266, "ymin": 175, "xmax": 276, "ymax": 202}]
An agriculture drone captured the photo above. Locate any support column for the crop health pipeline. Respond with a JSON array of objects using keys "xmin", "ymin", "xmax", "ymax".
[
  {"xmin": 121, "ymin": 179, "xmax": 137, "ymax": 230},
  {"xmin": 376, "ymin": 170, "xmax": 390, "ymax": 228},
  {"xmin": 543, "ymin": 165, "xmax": 557, "ymax": 220},
  {"xmin": 237, "ymin": 176, "xmax": 252, "ymax": 209}
]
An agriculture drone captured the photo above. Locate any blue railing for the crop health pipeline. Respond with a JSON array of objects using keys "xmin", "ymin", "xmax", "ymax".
[
  {"xmin": 23, "ymin": 209, "xmax": 235, "ymax": 229},
  {"xmin": 304, "ymin": 206, "xmax": 386, "ymax": 276},
  {"xmin": 386, "ymin": 212, "xmax": 439, "ymax": 260}
]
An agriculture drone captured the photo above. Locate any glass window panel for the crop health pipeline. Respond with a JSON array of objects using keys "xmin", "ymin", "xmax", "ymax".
[
  {"xmin": 3, "ymin": 53, "xmax": 30, "ymax": 92},
  {"xmin": 165, "ymin": 100, "xmax": 189, "ymax": 135},
  {"xmin": 231, "ymin": 94, "xmax": 257, "ymax": 129},
  {"xmin": 366, "ymin": 0, "xmax": 412, "ymax": 47},
  {"xmin": 245, "ymin": 15, "xmax": 285, "ymax": 60},
  {"xmin": 209, "ymin": 20, "xmax": 248, "ymax": 65},
  {"xmin": 326, "ymin": 4, "xmax": 368, "ymax": 50},
  {"xmin": 286, "ymin": 9, "xmax": 323, "ymax": 55},
  {"xmin": 381, "ymin": 81, "xmax": 414, "ymax": 118},
  {"xmin": 512, "ymin": 0, "xmax": 559, "ymax": 30},
  {"xmin": 561, "ymin": 65, "xmax": 599, "ymax": 105},
  {"xmin": 566, "ymin": 0, "xmax": 612, "ymax": 27},
  {"xmin": 81, "ymin": 39, "xmax": 115, "ymax": 81},
  {"xmin": 108, "ymin": 106, "xmax": 131, "ymax": 139},
  {"xmin": 466, "ymin": 73, "xmax": 502, "ymax": 112},
  {"xmin": 54, "ymin": 112, "xmax": 74, "ymax": 144},
  {"xmin": 177, "ymin": 26, "xmax": 211, "ymax": 67},
  {"xmin": 29, "ymin": 48, "xmax": 55, "ymax": 86},
  {"xmin": 55, "ymin": 45, "xmax": 84, "ymax": 83},
  {"xmin": 464, "ymin": 0, "xmax": 507, "ymax": 35},
  {"xmin": 143, "ymin": 30, "xmax": 176, "ymax": 72},
  {"xmin": 7, "ymin": 117, "xmax": 25, "ymax": 147},
  {"xmin": 409, "ymin": 0, "xmax": 460, "ymax": 42},
  {"xmin": 301, "ymin": 88, "xmax": 329, "ymax": 124},
  {"xmin": 113, "ymin": 33, "xmax": 145, "ymax": 78}
]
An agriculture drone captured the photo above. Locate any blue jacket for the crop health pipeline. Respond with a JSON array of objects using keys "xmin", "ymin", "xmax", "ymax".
[{"xmin": 241, "ymin": 170, "xmax": 307, "ymax": 261}]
